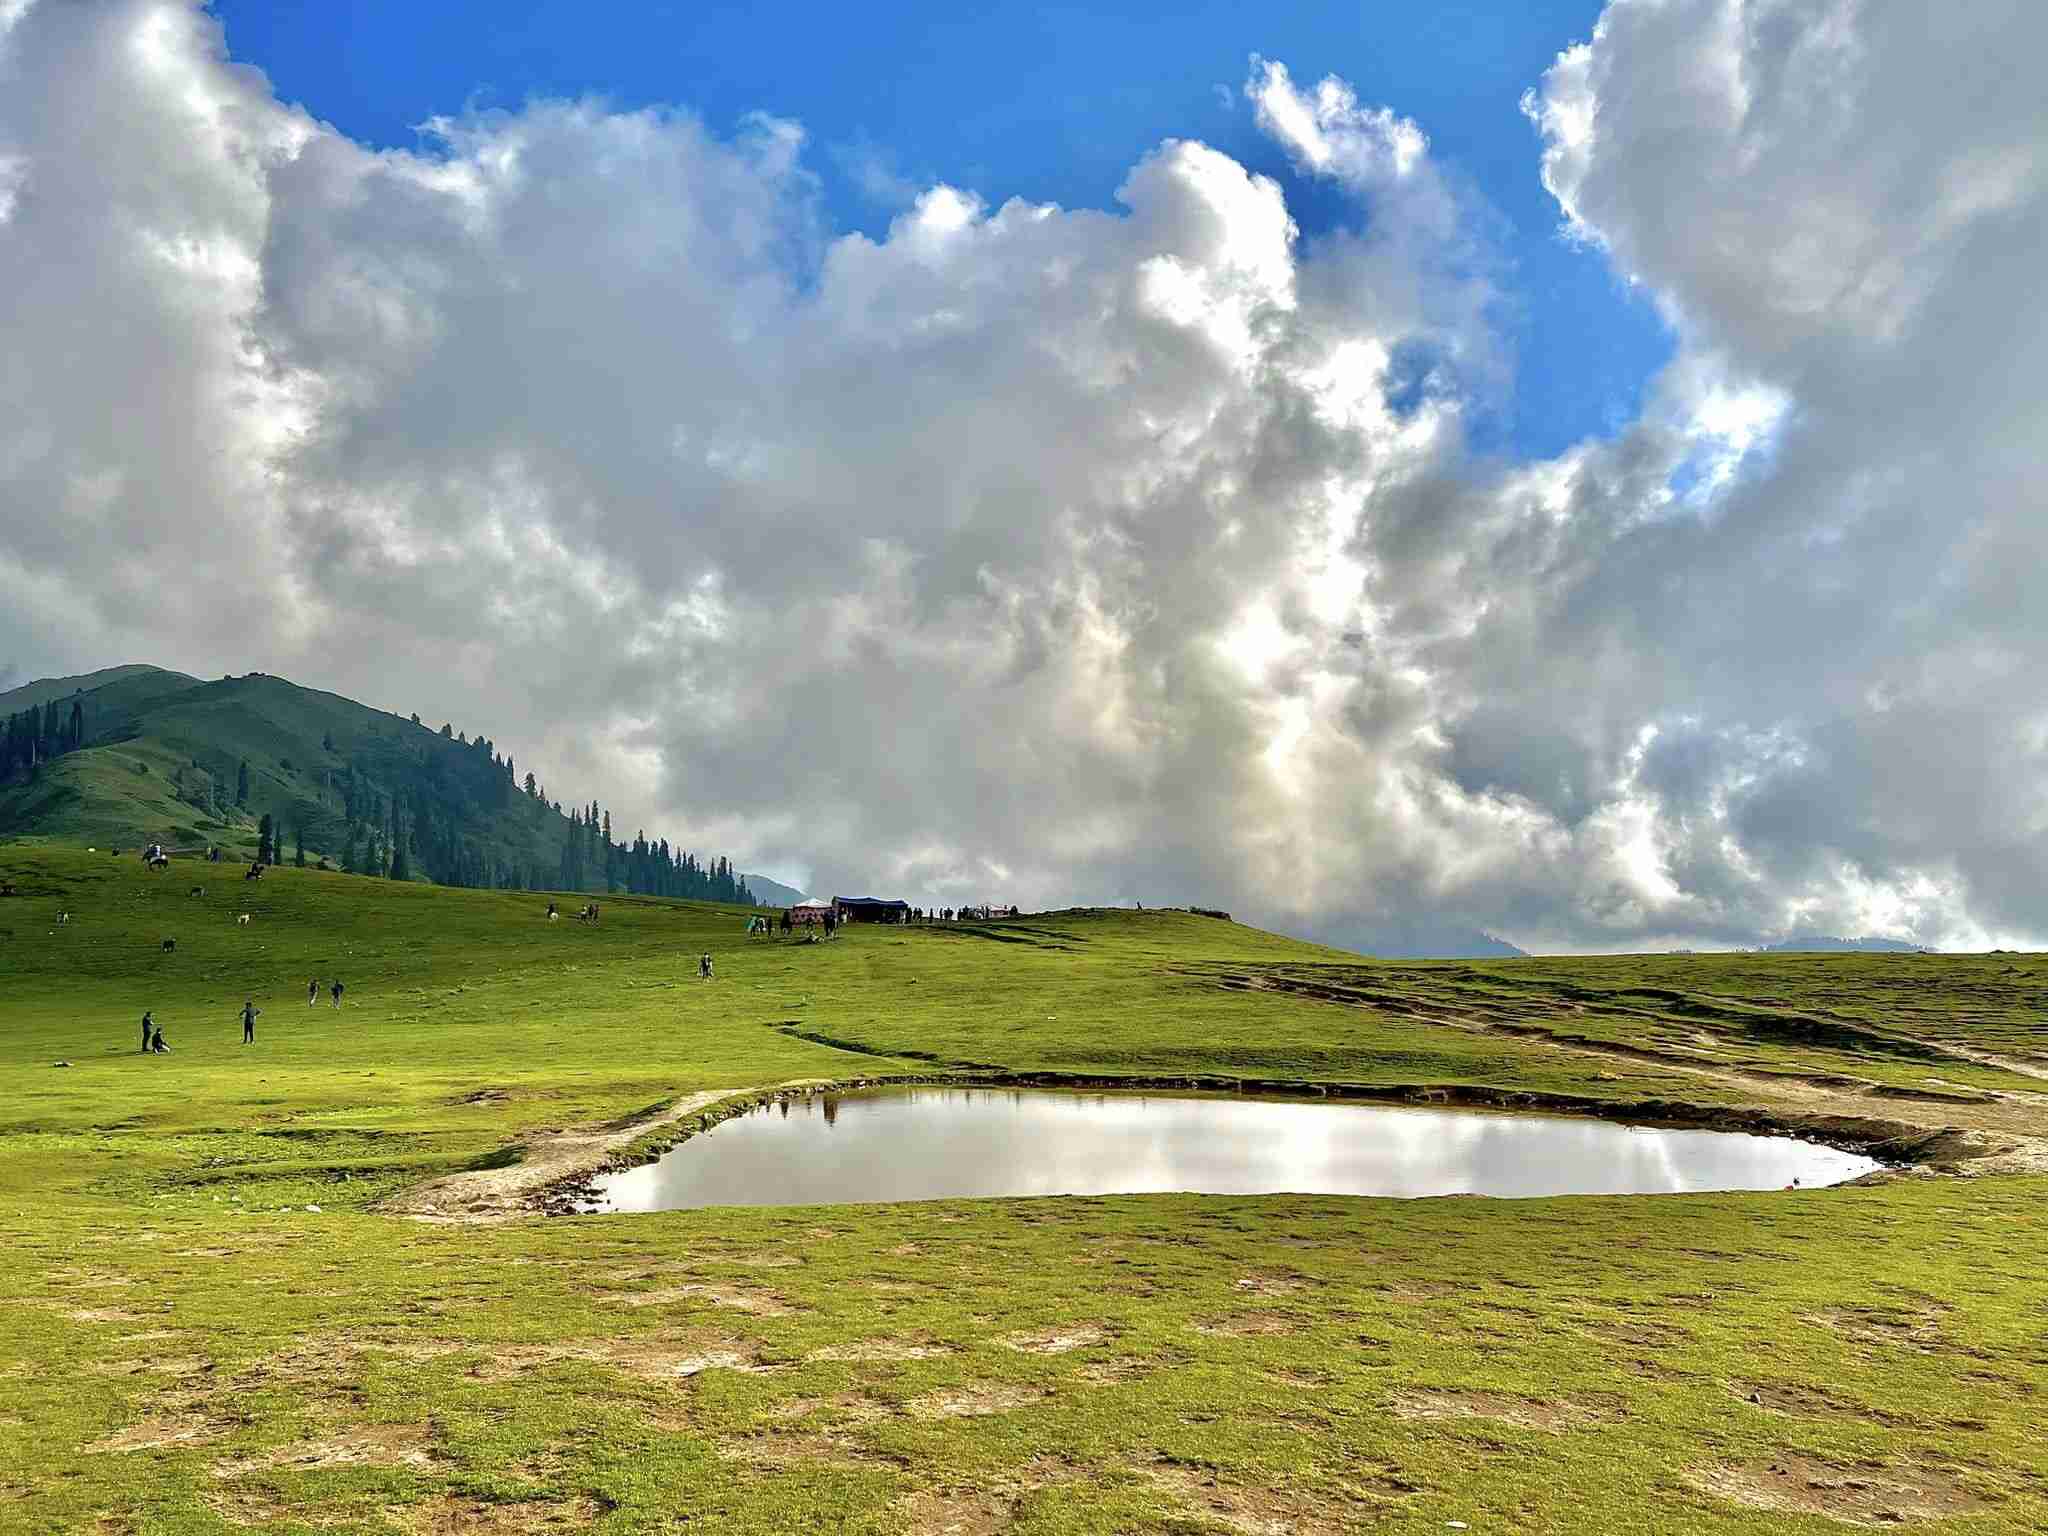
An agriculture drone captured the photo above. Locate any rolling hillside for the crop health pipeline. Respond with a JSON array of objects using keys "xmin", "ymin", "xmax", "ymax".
[{"xmin": 0, "ymin": 665, "xmax": 754, "ymax": 901}]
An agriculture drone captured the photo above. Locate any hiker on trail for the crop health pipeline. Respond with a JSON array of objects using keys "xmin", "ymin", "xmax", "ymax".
[
  {"xmin": 241, "ymin": 999, "xmax": 261, "ymax": 1044},
  {"xmin": 307, "ymin": 978, "xmax": 318, "ymax": 1006},
  {"xmin": 330, "ymin": 980, "xmax": 344, "ymax": 1009},
  {"xmin": 149, "ymin": 1025, "xmax": 168, "ymax": 1053},
  {"xmin": 699, "ymin": 953, "xmax": 713, "ymax": 980},
  {"xmin": 140, "ymin": 1010, "xmax": 154, "ymax": 1052}
]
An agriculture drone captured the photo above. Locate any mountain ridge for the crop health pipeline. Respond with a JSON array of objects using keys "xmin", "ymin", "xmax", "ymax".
[{"xmin": 0, "ymin": 664, "xmax": 755, "ymax": 902}]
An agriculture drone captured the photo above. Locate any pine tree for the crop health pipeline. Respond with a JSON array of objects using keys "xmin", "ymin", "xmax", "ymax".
[
  {"xmin": 294, "ymin": 825, "xmax": 306, "ymax": 867},
  {"xmin": 67, "ymin": 698, "xmax": 83, "ymax": 753},
  {"xmin": 236, "ymin": 759, "xmax": 250, "ymax": 805},
  {"xmin": 257, "ymin": 813, "xmax": 275, "ymax": 863}
]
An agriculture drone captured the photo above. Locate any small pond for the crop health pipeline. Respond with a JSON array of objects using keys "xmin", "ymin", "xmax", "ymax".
[{"xmin": 580, "ymin": 1086, "xmax": 1882, "ymax": 1211}]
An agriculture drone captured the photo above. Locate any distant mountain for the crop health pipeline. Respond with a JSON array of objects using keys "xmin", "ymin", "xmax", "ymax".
[
  {"xmin": 741, "ymin": 873, "xmax": 807, "ymax": 907},
  {"xmin": 0, "ymin": 664, "xmax": 754, "ymax": 902},
  {"xmin": 1761, "ymin": 933, "xmax": 1923, "ymax": 953}
]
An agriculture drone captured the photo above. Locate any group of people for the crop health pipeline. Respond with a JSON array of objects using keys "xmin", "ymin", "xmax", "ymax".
[
  {"xmin": 137, "ymin": 978, "xmax": 344, "ymax": 1054},
  {"xmin": 748, "ymin": 911, "xmax": 834, "ymax": 936}
]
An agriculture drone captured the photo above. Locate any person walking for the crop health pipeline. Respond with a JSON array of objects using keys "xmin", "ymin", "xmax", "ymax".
[
  {"xmin": 241, "ymin": 999, "xmax": 261, "ymax": 1044},
  {"xmin": 140, "ymin": 1010, "xmax": 154, "ymax": 1052},
  {"xmin": 307, "ymin": 978, "xmax": 318, "ymax": 1006},
  {"xmin": 330, "ymin": 979, "xmax": 344, "ymax": 1009}
]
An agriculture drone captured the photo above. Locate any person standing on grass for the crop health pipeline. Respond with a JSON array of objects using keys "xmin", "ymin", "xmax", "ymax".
[
  {"xmin": 330, "ymin": 979, "xmax": 344, "ymax": 1009},
  {"xmin": 307, "ymin": 978, "xmax": 318, "ymax": 1006},
  {"xmin": 699, "ymin": 953, "xmax": 713, "ymax": 980},
  {"xmin": 241, "ymin": 999, "xmax": 261, "ymax": 1044},
  {"xmin": 140, "ymin": 1010, "xmax": 154, "ymax": 1052}
]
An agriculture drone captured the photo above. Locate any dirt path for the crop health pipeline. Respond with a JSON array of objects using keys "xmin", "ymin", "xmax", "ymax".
[
  {"xmin": 1225, "ymin": 972, "xmax": 2048, "ymax": 1170},
  {"xmin": 379, "ymin": 1087, "xmax": 760, "ymax": 1224}
]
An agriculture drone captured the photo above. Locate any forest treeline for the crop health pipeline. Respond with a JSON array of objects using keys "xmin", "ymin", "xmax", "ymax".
[{"xmin": 0, "ymin": 671, "xmax": 756, "ymax": 906}]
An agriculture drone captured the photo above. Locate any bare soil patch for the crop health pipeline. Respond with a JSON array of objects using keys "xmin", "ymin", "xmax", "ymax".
[
  {"xmin": 720, "ymin": 1429, "xmax": 905, "ymax": 1472},
  {"xmin": 1077, "ymin": 1356, "xmax": 1162, "ymax": 1385},
  {"xmin": 1002, "ymin": 1323, "xmax": 1108, "ymax": 1355},
  {"xmin": 906, "ymin": 1384, "xmax": 1048, "ymax": 1419},
  {"xmin": 84, "ymin": 1415, "xmax": 234, "ymax": 1453},
  {"xmin": 86, "ymin": 1356, "xmax": 212, "ymax": 1380},
  {"xmin": 1388, "ymin": 1389, "xmax": 1613, "ymax": 1431},
  {"xmin": 895, "ymin": 1487, "xmax": 1016, "ymax": 1534},
  {"xmin": 386, "ymin": 1495, "xmax": 605, "ymax": 1533},
  {"xmin": 202, "ymin": 1488, "xmax": 346, "ymax": 1529},
  {"xmin": 1191, "ymin": 1312, "xmax": 1298, "ymax": 1338},
  {"xmin": 212, "ymin": 1424, "xmax": 437, "ymax": 1477},
  {"xmin": 598, "ymin": 1282, "xmax": 794, "ymax": 1316},
  {"xmin": 1804, "ymin": 1306, "xmax": 1964, "ymax": 1356},
  {"xmin": 1144, "ymin": 1464, "xmax": 1396, "ymax": 1534},
  {"xmin": 607, "ymin": 1337, "xmax": 785, "ymax": 1380},
  {"xmin": 1727, "ymin": 1379, "xmax": 1901, "ymax": 1424},
  {"xmin": 1234, "ymin": 1273, "xmax": 1309, "ymax": 1297},
  {"xmin": 761, "ymin": 1391, "xmax": 895, "ymax": 1426},
  {"xmin": 1689, "ymin": 1453, "xmax": 1992, "ymax": 1526}
]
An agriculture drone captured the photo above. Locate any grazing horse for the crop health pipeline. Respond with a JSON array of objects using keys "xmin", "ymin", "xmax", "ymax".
[
  {"xmin": 244, "ymin": 863, "xmax": 266, "ymax": 881},
  {"xmin": 56, "ymin": 911, "xmax": 69, "ymax": 926},
  {"xmin": 236, "ymin": 914, "xmax": 252, "ymax": 927},
  {"xmin": 160, "ymin": 938, "xmax": 176, "ymax": 953},
  {"xmin": 188, "ymin": 885, "xmax": 204, "ymax": 897}
]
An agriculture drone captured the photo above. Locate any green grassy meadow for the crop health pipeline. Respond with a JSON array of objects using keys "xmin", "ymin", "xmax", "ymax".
[{"xmin": 3, "ymin": 845, "xmax": 2046, "ymax": 1533}]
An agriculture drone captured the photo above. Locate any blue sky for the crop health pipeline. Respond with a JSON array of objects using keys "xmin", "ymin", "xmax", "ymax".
[{"xmin": 209, "ymin": 0, "xmax": 1670, "ymax": 461}]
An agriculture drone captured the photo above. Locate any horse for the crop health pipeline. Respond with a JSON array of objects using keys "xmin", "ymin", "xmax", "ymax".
[
  {"xmin": 236, "ymin": 914, "xmax": 252, "ymax": 927},
  {"xmin": 160, "ymin": 938, "xmax": 176, "ymax": 953},
  {"xmin": 188, "ymin": 886, "xmax": 204, "ymax": 897},
  {"xmin": 56, "ymin": 911, "xmax": 69, "ymax": 926}
]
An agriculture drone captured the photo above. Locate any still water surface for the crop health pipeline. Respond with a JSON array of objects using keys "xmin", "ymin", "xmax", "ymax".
[{"xmin": 583, "ymin": 1086, "xmax": 1882, "ymax": 1211}]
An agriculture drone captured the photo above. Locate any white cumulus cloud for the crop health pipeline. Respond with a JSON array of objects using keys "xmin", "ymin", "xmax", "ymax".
[{"xmin": 1, "ymin": 0, "xmax": 2044, "ymax": 953}]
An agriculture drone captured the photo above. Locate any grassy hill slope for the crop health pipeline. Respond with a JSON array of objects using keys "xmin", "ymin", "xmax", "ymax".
[
  {"xmin": 0, "ymin": 668, "xmax": 752, "ymax": 901},
  {"xmin": 0, "ymin": 663, "xmax": 198, "ymax": 717},
  {"xmin": 1, "ymin": 844, "xmax": 2045, "ymax": 1532}
]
